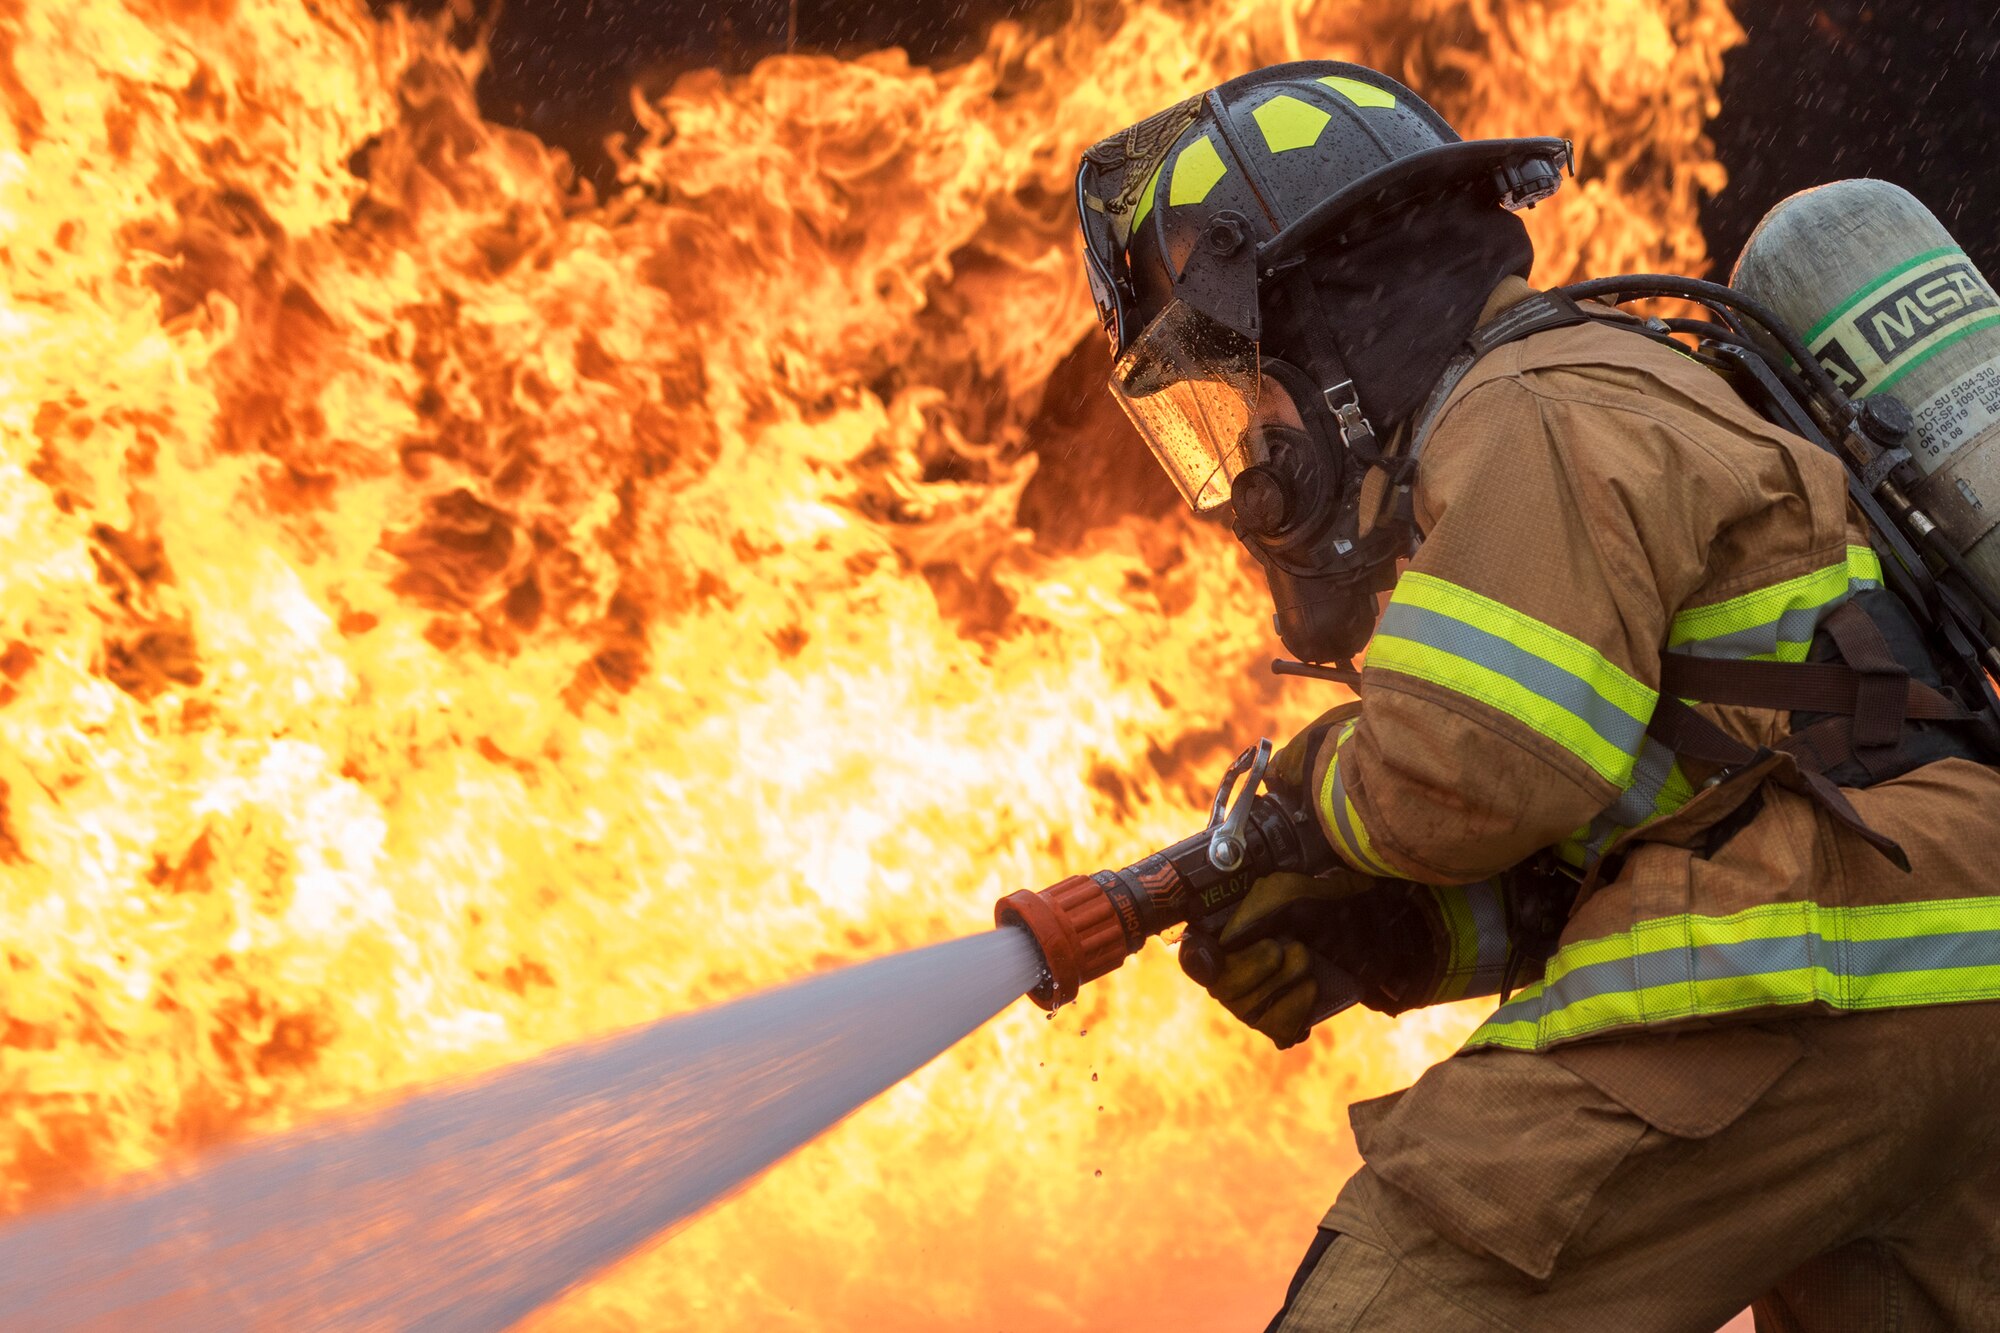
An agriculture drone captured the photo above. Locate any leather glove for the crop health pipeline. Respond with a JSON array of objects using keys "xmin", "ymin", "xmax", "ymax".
[
  {"xmin": 1179, "ymin": 869, "xmax": 1368, "ymax": 1048},
  {"xmin": 1178, "ymin": 869, "xmax": 1446, "ymax": 1048},
  {"xmin": 1179, "ymin": 708, "xmax": 1446, "ymax": 1048}
]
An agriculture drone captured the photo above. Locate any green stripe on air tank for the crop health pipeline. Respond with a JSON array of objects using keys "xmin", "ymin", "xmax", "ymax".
[
  {"xmin": 1876, "ymin": 314, "xmax": 2000, "ymax": 397},
  {"xmin": 1804, "ymin": 248, "xmax": 2000, "ymax": 396},
  {"xmin": 1804, "ymin": 246, "xmax": 1961, "ymax": 346}
]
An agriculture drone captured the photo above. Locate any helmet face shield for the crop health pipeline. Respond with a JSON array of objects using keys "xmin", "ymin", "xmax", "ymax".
[{"xmin": 1110, "ymin": 300, "xmax": 1262, "ymax": 512}]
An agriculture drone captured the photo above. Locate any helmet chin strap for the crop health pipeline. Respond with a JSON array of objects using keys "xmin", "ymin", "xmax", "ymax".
[
  {"xmin": 1324, "ymin": 377, "xmax": 1418, "ymax": 506},
  {"xmin": 1275, "ymin": 274, "xmax": 1405, "ymax": 485},
  {"xmin": 1319, "ymin": 379, "xmax": 1381, "ymax": 467}
]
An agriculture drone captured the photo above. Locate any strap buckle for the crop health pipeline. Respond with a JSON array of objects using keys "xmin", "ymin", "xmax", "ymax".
[
  {"xmin": 1321, "ymin": 380, "xmax": 1377, "ymax": 456},
  {"xmin": 1323, "ymin": 379, "xmax": 1416, "ymax": 486}
]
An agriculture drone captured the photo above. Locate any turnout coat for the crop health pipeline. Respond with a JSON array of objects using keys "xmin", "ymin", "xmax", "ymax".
[{"xmin": 1310, "ymin": 277, "xmax": 2000, "ymax": 1053}]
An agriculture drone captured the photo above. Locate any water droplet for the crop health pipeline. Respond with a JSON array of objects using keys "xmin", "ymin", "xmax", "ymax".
[
  {"xmin": 1090, "ymin": 1072, "xmax": 1098, "ymax": 1081},
  {"xmin": 1094, "ymin": 1169, "xmax": 1103, "ymax": 1178}
]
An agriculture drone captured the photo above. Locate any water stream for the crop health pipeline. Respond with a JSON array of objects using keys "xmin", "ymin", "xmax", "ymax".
[{"xmin": 0, "ymin": 928, "xmax": 1047, "ymax": 1330}]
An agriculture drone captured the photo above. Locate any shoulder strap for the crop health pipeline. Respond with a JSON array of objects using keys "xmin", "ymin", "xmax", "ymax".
[
  {"xmin": 1379, "ymin": 292, "xmax": 1608, "ymax": 525},
  {"xmin": 1401, "ymin": 293, "xmax": 1597, "ymax": 465},
  {"xmin": 1643, "ymin": 695, "xmax": 1912, "ymax": 871}
]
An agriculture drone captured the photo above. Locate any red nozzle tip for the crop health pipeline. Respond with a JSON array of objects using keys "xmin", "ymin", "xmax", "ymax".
[{"xmin": 995, "ymin": 875, "xmax": 1132, "ymax": 1010}]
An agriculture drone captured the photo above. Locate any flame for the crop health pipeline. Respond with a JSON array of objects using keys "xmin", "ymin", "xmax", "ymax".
[{"xmin": 0, "ymin": 0, "xmax": 1738, "ymax": 1326}]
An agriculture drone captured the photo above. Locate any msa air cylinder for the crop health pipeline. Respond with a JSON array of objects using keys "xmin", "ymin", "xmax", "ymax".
[{"xmin": 1734, "ymin": 179, "xmax": 2000, "ymax": 595}]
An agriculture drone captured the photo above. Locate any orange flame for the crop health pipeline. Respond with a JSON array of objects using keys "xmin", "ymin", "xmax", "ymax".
[{"xmin": 0, "ymin": 0, "xmax": 1737, "ymax": 1326}]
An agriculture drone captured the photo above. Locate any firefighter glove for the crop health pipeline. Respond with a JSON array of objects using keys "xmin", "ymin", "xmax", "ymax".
[{"xmin": 1178, "ymin": 869, "xmax": 1446, "ymax": 1049}]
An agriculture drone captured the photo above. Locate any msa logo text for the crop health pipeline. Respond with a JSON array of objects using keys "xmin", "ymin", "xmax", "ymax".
[
  {"xmin": 1858, "ymin": 263, "xmax": 1994, "ymax": 360},
  {"xmin": 1812, "ymin": 261, "xmax": 1996, "ymax": 393}
]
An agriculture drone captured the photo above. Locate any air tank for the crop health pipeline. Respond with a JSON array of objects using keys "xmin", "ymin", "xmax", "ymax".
[{"xmin": 1734, "ymin": 179, "xmax": 2000, "ymax": 596}]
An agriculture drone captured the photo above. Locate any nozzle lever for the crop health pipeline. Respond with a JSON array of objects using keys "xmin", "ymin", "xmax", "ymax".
[{"xmin": 1206, "ymin": 739, "xmax": 1271, "ymax": 873}]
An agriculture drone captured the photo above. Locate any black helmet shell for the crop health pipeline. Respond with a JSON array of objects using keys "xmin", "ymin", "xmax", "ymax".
[{"xmin": 1095, "ymin": 61, "xmax": 1565, "ymax": 353}]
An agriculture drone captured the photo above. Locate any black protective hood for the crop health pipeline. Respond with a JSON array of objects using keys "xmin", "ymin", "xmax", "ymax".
[{"xmin": 1263, "ymin": 190, "xmax": 1536, "ymax": 435}]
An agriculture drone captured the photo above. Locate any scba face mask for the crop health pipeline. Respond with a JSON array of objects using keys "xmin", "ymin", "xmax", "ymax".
[
  {"xmin": 1109, "ymin": 314, "xmax": 1405, "ymax": 662},
  {"xmin": 1228, "ymin": 361, "xmax": 1408, "ymax": 666}
]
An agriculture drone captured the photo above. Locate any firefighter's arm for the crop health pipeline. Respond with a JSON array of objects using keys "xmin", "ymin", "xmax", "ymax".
[
  {"xmin": 1310, "ymin": 376, "xmax": 1746, "ymax": 884},
  {"xmin": 1179, "ymin": 710, "xmax": 1577, "ymax": 1049},
  {"xmin": 1177, "ymin": 858, "xmax": 1576, "ymax": 1049}
]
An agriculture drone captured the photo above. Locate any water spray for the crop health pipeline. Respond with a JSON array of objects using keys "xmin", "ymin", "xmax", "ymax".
[
  {"xmin": 0, "ymin": 741, "xmax": 1326, "ymax": 1329},
  {"xmin": 0, "ymin": 931, "xmax": 1045, "ymax": 1331}
]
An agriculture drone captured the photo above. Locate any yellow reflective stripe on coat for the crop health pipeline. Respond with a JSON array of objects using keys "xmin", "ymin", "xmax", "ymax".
[
  {"xmin": 1368, "ymin": 572, "xmax": 1656, "ymax": 788},
  {"xmin": 1556, "ymin": 736, "xmax": 1697, "ymax": 869},
  {"xmin": 1317, "ymin": 721, "xmax": 1402, "ymax": 878},
  {"xmin": 1555, "ymin": 545, "xmax": 1881, "ymax": 868},
  {"xmin": 1463, "ymin": 895, "xmax": 2000, "ymax": 1051},
  {"xmin": 1668, "ymin": 545, "xmax": 1884, "ymax": 662},
  {"xmin": 1429, "ymin": 880, "xmax": 1513, "ymax": 1003}
]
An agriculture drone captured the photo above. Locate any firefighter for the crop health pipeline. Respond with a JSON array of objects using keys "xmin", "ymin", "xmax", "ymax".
[{"xmin": 1075, "ymin": 62, "xmax": 2000, "ymax": 1330}]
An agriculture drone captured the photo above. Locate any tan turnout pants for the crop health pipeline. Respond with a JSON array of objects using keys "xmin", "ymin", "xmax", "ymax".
[{"xmin": 1270, "ymin": 1003, "xmax": 2000, "ymax": 1332}]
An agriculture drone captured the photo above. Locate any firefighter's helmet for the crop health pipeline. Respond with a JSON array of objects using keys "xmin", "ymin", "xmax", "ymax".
[{"xmin": 1076, "ymin": 61, "xmax": 1568, "ymax": 511}]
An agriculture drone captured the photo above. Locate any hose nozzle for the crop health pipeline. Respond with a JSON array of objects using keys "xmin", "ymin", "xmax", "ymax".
[
  {"xmin": 995, "ymin": 874, "xmax": 1135, "ymax": 1010},
  {"xmin": 994, "ymin": 745, "xmax": 1334, "ymax": 1011}
]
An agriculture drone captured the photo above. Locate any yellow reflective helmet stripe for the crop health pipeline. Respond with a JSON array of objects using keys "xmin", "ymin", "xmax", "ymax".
[
  {"xmin": 1318, "ymin": 75, "xmax": 1396, "ymax": 110},
  {"xmin": 1463, "ymin": 895, "xmax": 2000, "ymax": 1051},
  {"xmin": 1168, "ymin": 135, "xmax": 1228, "ymax": 207},
  {"xmin": 1668, "ymin": 546, "xmax": 1883, "ymax": 661},
  {"xmin": 1368, "ymin": 571, "xmax": 1656, "ymax": 789},
  {"xmin": 1251, "ymin": 94, "xmax": 1333, "ymax": 153},
  {"xmin": 1128, "ymin": 159, "xmax": 1165, "ymax": 235}
]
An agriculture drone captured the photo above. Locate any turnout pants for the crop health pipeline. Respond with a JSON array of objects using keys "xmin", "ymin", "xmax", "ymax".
[{"xmin": 1270, "ymin": 1003, "xmax": 2000, "ymax": 1332}]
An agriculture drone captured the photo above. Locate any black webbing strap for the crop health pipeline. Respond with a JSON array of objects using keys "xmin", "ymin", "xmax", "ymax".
[
  {"xmin": 1468, "ymin": 290, "xmax": 1599, "ymax": 356},
  {"xmin": 1821, "ymin": 598, "xmax": 1919, "ymax": 776},
  {"xmin": 1658, "ymin": 600, "xmax": 1977, "ymax": 792},
  {"xmin": 1644, "ymin": 697, "xmax": 1912, "ymax": 870},
  {"xmin": 1657, "ymin": 656, "xmax": 1969, "ymax": 721}
]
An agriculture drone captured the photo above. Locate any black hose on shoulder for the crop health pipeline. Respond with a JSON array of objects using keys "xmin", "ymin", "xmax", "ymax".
[{"xmin": 1554, "ymin": 275, "xmax": 1851, "ymax": 415}]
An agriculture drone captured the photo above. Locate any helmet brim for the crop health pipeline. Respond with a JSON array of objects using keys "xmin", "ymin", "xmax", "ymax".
[{"xmin": 1260, "ymin": 137, "xmax": 1572, "ymax": 269}]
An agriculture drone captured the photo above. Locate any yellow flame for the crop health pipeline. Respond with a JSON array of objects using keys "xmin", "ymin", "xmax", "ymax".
[{"xmin": 0, "ymin": 0, "xmax": 1738, "ymax": 1324}]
